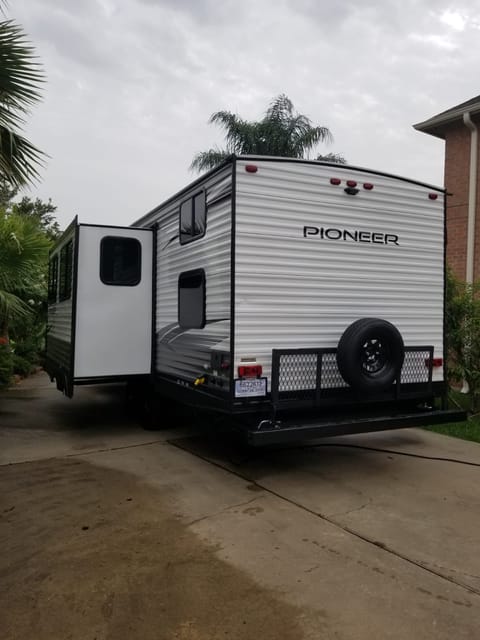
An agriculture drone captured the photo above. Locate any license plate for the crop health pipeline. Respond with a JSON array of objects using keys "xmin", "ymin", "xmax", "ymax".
[{"xmin": 234, "ymin": 377, "xmax": 267, "ymax": 398}]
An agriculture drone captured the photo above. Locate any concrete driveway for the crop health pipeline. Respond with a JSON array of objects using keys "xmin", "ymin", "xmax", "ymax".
[{"xmin": 1, "ymin": 372, "xmax": 480, "ymax": 639}]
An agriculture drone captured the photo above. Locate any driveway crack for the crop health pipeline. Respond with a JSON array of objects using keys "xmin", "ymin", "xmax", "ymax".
[
  {"xmin": 185, "ymin": 496, "xmax": 261, "ymax": 527},
  {"xmin": 424, "ymin": 561, "xmax": 480, "ymax": 582},
  {"xmin": 170, "ymin": 442, "xmax": 480, "ymax": 599},
  {"xmin": 325, "ymin": 498, "xmax": 372, "ymax": 519}
]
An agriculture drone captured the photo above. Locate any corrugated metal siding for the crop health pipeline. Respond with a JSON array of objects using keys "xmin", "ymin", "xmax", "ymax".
[
  {"xmin": 155, "ymin": 166, "xmax": 232, "ymax": 380},
  {"xmin": 234, "ymin": 159, "xmax": 445, "ymax": 388},
  {"xmin": 49, "ymin": 298, "xmax": 73, "ymax": 344},
  {"xmin": 46, "ymin": 226, "xmax": 76, "ymax": 369}
]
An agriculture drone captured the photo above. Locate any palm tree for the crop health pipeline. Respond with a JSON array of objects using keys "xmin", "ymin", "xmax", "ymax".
[
  {"xmin": 191, "ymin": 94, "xmax": 336, "ymax": 172},
  {"xmin": 0, "ymin": 210, "xmax": 50, "ymax": 336},
  {"xmin": 0, "ymin": 19, "xmax": 45, "ymax": 187}
]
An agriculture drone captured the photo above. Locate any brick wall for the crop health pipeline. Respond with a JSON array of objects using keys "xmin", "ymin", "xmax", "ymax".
[{"xmin": 444, "ymin": 117, "xmax": 480, "ymax": 281}]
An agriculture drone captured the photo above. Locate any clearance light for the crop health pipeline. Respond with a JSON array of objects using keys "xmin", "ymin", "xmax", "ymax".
[
  {"xmin": 363, "ymin": 183, "xmax": 374, "ymax": 190},
  {"xmin": 425, "ymin": 357, "xmax": 443, "ymax": 368},
  {"xmin": 428, "ymin": 193, "xmax": 438, "ymax": 200},
  {"xmin": 245, "ymin": 165, "xmax": 258, "ymax": 173},
  {"xmin": 330, "ymin": 177, "xmax": 341, "ymax": 185},
  {"xmin": 238, "ymin": 364, "xmax": 263, "ymax": 378},
  {"xmin": 346, "ymin": 180, "xmax": 357, "ymax": 188}
]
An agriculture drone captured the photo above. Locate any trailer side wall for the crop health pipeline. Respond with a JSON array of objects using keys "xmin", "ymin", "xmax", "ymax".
[{"xmin": 154, "ymin": 165, "xmax": 233, "ymax": 385}]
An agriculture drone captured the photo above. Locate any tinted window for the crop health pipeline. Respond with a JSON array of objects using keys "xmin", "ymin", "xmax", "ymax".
[
  {"xmin": 100, "ymin": 237, "xmax": 141, "ymax": 286},
  {"xmin": 179, "ymin": 191, "xmax": 206, "ymax": 244},
  {"xmin": 180, "ymin": 199, "xmax": 193, "ymax": 241},
  {"xmin": 59, "ymin": 241, "xmax": 73, "ymax": 301},
  {"xmin": 178, "ymin": 269, "xmax": 205, "ymax": 328},
  {"xmin": 48, "ymin": 254, "xmax": 58, "ymax": 303},
  {"xmin": 193, "ymin": 192, "xmax": 206, "ymax": 236}
]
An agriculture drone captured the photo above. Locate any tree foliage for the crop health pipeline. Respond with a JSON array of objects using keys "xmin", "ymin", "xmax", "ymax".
[
  {"xmin": 0, "ymin": 19, "xmax": 46, "ymax": 187},
  {"xmin": 0, "ymin": 189, "xmax": 56, "ymax": 387},
  {"xmin": 12, "ymin": 195, "xmax": 59, "ymax": 239},
  {"xmin": 0, "ymin": 12, "xmax": 51, "ymax": 387},
  {"xmin": 316, "ymin": 152, "xmax": 347, "ymax": 164},
  {"xmin": 0, "ymin": 209, "xmax": 50, "ymax": 332},
  {"xmin": 191, "ymin": 94, "xmax": 344, "ymax": 172},
  {"xmin": 0, "ymin": 179, "xmax": 59, "ymax": 238},
  {"xmin": 446, "ymin": 268, "xmax": 480, "ymax": 412}
]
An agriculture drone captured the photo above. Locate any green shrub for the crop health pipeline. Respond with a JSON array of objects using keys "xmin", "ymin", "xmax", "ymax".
[
  {"xmin": 9, "ymin": 317, "xmax": 45, "ymax": 377},
  {"xmin": 12, "ymin": 353, "xmax": 35, "ymax": 376},
  {"xmin": 446, "ymin": 268, "xmax": 480, "ymax": 412},
  {"xmin": 0, "ymin": 342, "xmax": 13, "ymax": 388}
]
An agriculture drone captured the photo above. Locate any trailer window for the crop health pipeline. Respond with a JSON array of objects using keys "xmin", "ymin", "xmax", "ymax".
[
  {"xmin": 178, "ymin": 269, "xmax": 206, "ymax": 329},
  {"xmin": 59, "ymin": 240, "xmax": 73, "ymax": 301},
  {"xmin": 180, "ymin": 191, "xmax": 206, "ymax": 244},
  {"xmin": 100, "ymin": 236, "xmax": 142, "ymax": 286},
  {"xmin": 48, "ymin": 255, "xmax": 59, "ymax": 303}
]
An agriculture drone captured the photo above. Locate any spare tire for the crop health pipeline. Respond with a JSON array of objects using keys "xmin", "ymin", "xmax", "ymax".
[{"xmin": 336, "ymin": 318, "xmax": 404, "ymax": 392}]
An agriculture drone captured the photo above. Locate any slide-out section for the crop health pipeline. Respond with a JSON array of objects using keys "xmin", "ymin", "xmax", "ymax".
[{"xmin": 46, "ymin": 221, "xmax": 153, "ymax": 395}]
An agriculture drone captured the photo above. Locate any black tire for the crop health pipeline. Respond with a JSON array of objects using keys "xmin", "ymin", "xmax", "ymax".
[
  {"xmin": 126, "ymin": 382, "xmax": 186, "ymax": 430},
  {"xmin": 336, "ymin": 318, "xmax": 404, "ymax": 392},
  {"xmin": 125, "ymin": 381, "xmax": 165, "ymax": 430},
  {"xmin": 139, "ymin": 392, "xmax": 164, "ymax": 430}
]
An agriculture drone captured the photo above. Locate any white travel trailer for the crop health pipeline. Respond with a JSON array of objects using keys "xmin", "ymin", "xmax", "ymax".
[{"xmin": 45, "ymin": 156, "xmax": 463, "ymax": 444}]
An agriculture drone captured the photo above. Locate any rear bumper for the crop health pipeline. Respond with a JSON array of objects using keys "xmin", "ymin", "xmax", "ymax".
[{"xmin": 247, "ymin": 408, "xmax": 466, "ymax": 446}]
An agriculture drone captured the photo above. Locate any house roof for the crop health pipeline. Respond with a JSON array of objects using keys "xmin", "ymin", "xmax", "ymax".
[{"xmin": 413, "ymin": 95, "xmax": 480, "ymax": 139}]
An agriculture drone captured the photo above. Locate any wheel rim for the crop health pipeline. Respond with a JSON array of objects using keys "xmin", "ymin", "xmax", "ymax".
[{"xmin": 360, "ymin": 337, "xmax": 389, "ymax": 375}]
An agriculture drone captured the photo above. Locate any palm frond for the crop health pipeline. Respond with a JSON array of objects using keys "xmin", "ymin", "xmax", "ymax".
[
  {"xmin": 265, "ymin": 94, "xmax": 294, "ymax": 124},
  {"xmin": 189, "ymin": 148, "xmax": 229, "ymax": 172},
  {"xmin": 209, "ymin": 111, "xmax": 241, "ymax": 129},
  {"xmin": 0, "ymin": 211, "xmax": 50, "ymax": 292},
  {"xmin": 0, "ymin": 288, "xmax": 32, "ymax": 322},
  {"xmin": 0, "ymin": 211, "xmax": 49, "ymax": 326},
  {"xmin": 293, "ymin": 124, "xmax": 333, "ymax": 157},
  {"xmin": 0, "ymin": 20, "xmax": 46, "ymax": 187},
  {"xmin": 0, "ymin": 20, "xmax": 44, "ymax": 130},
  {"xmin": 0, "ymin": 125, "xmax": 45, "ymax": 187},
  {"xmin": 209, "ymin": 111, "xmax": 254, "ymax": 154}
]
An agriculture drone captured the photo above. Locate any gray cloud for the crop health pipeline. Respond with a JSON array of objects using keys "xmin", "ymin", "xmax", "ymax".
[{"xmin": 12, "ymin": 0, "xmax": 480, "ymax": 229}]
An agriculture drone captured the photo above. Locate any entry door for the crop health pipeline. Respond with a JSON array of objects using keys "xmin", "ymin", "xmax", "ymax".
[{"xmin": 74, "ymin": 225, "xmax": 153, "ymax": 378}]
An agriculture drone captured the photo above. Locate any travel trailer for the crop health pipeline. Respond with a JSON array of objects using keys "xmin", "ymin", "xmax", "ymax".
[{"xmin": 45, "ymin": 156, "xmax": 464, "ymax": 444}]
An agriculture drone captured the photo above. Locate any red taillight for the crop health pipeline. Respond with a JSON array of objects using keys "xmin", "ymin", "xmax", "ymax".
[
  {"xmin": 245, "ymin": 164, "xmax": 258, "ymax": 173},
  {"xmin": 330, "ymin": 177, "xmax": 341, "ymax": 185},
  {"xmin": 346, "ymin": 179, "xmax": 357, "ymax": 188},
  {"xmin": 238, "ymin": 364, "xmax": 263, "ymax": 378},
  {"xmin": 428, "ymin": 193, "xmax": 438, "ymax": 200},
  {"xmin": 363, "ymin": 182, "xmax": 374, "ymax": 190},
  {"xmin": 425, "ymin": 357, "xmax": 443, "ymax": 368}
]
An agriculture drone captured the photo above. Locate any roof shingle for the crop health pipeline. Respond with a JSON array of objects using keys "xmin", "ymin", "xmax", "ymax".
[{"xmin": 413, "ymin": 95, "xmax": 480, "ymax": 138}]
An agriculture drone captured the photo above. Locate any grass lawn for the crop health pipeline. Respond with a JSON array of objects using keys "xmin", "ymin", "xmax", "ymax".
[{"xmin": 426, "ymin": 390, "xmax": 480, "ymax": 444}]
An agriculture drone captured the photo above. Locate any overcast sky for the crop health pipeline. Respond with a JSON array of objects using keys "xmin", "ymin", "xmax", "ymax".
[{"xmin": 13, "ymin": 0, "xmax": 480, "ymax": 229}]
